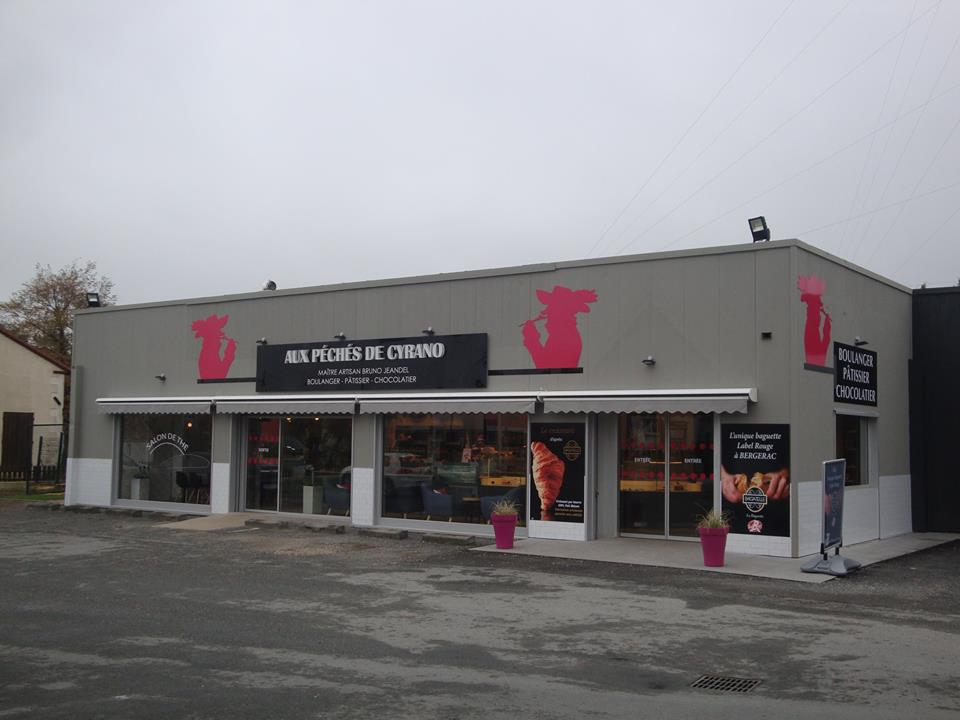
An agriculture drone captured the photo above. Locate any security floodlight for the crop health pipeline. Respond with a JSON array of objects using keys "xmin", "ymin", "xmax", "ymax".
[
  {"xmin": 748, "ymin": 216, "xmax": 770, "ymax": 243},
  {"xmin": 86, "ymin": 292, "xmax": 101, "ymax": 308},
  {"xmin": 641, "ymin": 356, "xmax": 656, "ymax": 367},
  {"xmin": 263, "ymin": 280, "xmax": 277, "ymax": 291}
]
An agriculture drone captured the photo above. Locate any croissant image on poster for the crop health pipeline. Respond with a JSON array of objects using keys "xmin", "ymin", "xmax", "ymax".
[
  {"xmin": 797, "ymin": 275, "xmax": 832, "ymax": 366},
  {"xmin": 531, "ymin": 442, "xmax": 564, "ymax": 520},
  {"xmin": 529, "ymin": 423, "xmax": 585, "ymax": 523},
  {"xmin": 522, "ymin": 285, "xmax": 597, "ymax": 368},
  {"xmin": 191, "ymin": 314, "xmax": 237, "ymax": 380}
]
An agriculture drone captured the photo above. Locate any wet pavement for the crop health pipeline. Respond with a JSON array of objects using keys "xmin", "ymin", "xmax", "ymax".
[{"xmin": 1, "ymin": 504, "xmax": 958, "ymax": 719}]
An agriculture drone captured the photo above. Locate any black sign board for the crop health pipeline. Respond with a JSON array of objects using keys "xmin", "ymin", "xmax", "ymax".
[
  {"xmin": 256, "ymin": 334, "xmax": 488, "ymax": 392},
  {"xmin": 529, "ymin": 422, "xmax": 585, "ymax": 523},
  {"xmin": 822, "ymin": 458, "xmax": 847, "ymax": 551},
  {"xmin": 834, "ymin": 342, "xmax": 878, "ymax": 406},
  {"xmin": 720, "ymin": 424, "xmax": 791, "ymax": 537}
]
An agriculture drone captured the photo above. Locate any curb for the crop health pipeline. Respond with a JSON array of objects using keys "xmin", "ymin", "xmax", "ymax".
[
  {"xmin": 422, "ymin": 533, "xmax": 481, "ymax": 547},
  {"xmin": 357, "ymin": 528, "xmax": 408, "ymax": 540}
]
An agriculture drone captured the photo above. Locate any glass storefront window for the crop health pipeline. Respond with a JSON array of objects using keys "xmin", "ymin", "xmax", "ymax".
[
  {"xmin": 119, "ymin": 414, "xmax": 212, "ymax": 504},
  {"xmin": 246, "ymin": 416, "xmax": 352, "ymax": 514},
  {"xmin": 836, "ymin": 414, "xmax": 863, "ymax": 486},
  {"xmin": 618, "ymin": 413, "xmax": 714, "ymax": 537},
  {"xmin": 381, "ymin": 413, "xmax": 527, "ymax": 526}
]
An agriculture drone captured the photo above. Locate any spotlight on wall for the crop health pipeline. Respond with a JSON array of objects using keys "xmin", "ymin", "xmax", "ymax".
[
  {"xmin": 748, "ymin": 216, "xmax": 770, "ymax": 243},
  {"xmin": 262, "ymin": 280, "xmax": 277, "ymax": 291},
  {"xmin": 154, "ymin": 373, "xmax": 166, "ymax": 382},
  {"xmin": 333, "ymin": 332, "xmax": 346, "ymax": 341},
  {"xmin": 854, "ymin": 336, "xmax": 869, "ymax": 347},
  {"xmin": 256, "ymin": 338, "xmax": 268, "ymax": 346},
  {"xmin": 86, "ymin": 292, "xmax": 100, "ymax": 308},
  {"xmin": 761, "ymin": 331, "xmax": 773, "ymax": 340},
  {"xmin": 641, "ymin": 356, "xmax": 656, "ymax": 367},
  {"xmin": 422, "ymin": 326, "xmax": 435, "ymax": 336}
]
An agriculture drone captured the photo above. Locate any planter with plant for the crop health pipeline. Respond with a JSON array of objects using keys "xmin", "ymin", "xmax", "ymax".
[
  {"xmin": 489, "ymin": 497, "xmax": 519, "ymax": 550},
  {"xmin": 696, "ymin": 509, "xmax": 730, "ymax": 567}
]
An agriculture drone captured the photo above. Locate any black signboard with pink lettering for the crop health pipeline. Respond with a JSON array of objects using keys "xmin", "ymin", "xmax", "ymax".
[{"xmin": 256, "ymin": 334, "xmax": 487, "ymax": 392}]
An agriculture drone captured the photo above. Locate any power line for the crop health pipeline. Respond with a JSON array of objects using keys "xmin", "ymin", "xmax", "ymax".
[
  {"xmin": 660, "ymin": 80, "xmax": 960, "ymax": 249},
  {"xmin": 837, "ymin": 0, "xmax": 919, "ymax": 255},
  {"xmin": 585, "ymin": 0, "xmax": 796, "ymax": 258},
  {"xmin": 660, "ymin": 79, "xmax": 960, "ymax": 249},
  {"xmin": 614, "ymin": 0, "xmax": 941, "ymax": 255},
  {"xmin": 794, "ymin": 178, "xmax": 960, "ymax": 237},
  {"xmin": 888, "ymin": 202, "xmax": 960, "ymax": 272},
  {"xmin": 863, "ymin": 107, "xmax": 960, "ymax": 266},
  {"xmin": 860, "ymin": 26, "xmax": 960, "ymax": 265},
  {"xmin": 851, "ymin": 0, "xmax": 944, "ymax": 262},
  {"xmin": 596, "ymin": 0, "xmax": 851, "ymax": 258}
]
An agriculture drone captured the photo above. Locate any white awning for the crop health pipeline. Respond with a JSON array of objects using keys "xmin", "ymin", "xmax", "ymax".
[
  {"xmin": 358, "ymin": 397, "xmax": 537, "ymax": 415},
  {"xmin": 540, "ymin": 389, "xmax": 754, "ymax": 415},
  {"xmin": 95, "ymin": 388, "xmax": 754, "ymax": 417},
  {"xmin": 96, "ymin": 398, "xmax": 213, "ymax": 415},
  {"xmin": 215, "ymin": 398, "xmax": 355, "ymax": 415}
]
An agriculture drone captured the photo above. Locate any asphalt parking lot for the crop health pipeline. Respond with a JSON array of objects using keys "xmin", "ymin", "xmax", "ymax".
[{"xmin": 1, "ymin": 503, "xmax": 958, "ymax": 719}]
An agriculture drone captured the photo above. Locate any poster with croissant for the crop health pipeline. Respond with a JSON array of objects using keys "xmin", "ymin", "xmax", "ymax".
[
  {"xmin": 720, "ymin": 424, "xmax": 791, "ymax": 537},
  {"xmin": 529, "ymin": 423, "xmax": 585, "ymax": 523}
]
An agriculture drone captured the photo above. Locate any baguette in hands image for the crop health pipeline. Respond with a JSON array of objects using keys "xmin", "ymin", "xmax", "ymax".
[{"xmin": 531, "ymin": 441, "xmax": 565, "ymax": 520}]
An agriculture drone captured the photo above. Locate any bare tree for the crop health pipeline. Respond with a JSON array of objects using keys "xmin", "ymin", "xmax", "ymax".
[{"xmin": 0, "ymin": 260, "xmax": 116, "ymax": 362}]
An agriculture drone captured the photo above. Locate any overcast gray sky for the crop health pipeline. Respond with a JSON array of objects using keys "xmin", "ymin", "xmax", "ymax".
[{"xmin": 2, "ymin": 0, "xmax": 958, "ymax": 305}]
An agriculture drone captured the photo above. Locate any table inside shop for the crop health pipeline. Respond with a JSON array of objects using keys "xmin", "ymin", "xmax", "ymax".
[
  {"xmin": 480, "ymin": 475, "xmax": 526, "ymax": 487},
  {"xmin": 458, "ymin": 495, "xmax": 482, "ymax": 521}
]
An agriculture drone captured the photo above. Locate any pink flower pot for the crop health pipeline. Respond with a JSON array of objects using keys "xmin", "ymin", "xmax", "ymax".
[
  {"xmin": 698, "ymin": 527, "xmax": 729, "ymax": 567},
  {"xmin": 491, "ymin": 513, "xmax": 518, "ymax": 549}
]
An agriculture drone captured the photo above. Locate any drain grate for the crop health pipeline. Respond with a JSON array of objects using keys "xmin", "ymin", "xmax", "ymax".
[{"xmin": 690, "ymin": 675, "xmax": 761, "ymax": 693}]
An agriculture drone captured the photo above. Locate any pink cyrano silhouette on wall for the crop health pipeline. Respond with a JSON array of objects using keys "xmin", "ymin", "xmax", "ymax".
[
  {"xmin": 192, "ymin": 314, "xmax": 237, "ymax": 379},
  {"xmin": 797, "ymin": 275, "xmax": 832, "ymax": 366},
  {"xmin": 522, "ymin": 286, "xmax": 598, "ymax": 368}
]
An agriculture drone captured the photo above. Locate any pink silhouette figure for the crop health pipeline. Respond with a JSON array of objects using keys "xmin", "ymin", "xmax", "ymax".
[
  {"xmin": 522, "ymin": 286, "xmax": 598, "ymax": 368},
  {"xmin": 191, "ymin": 314, "xmax": 237, "ymax": 379},
  {"xmin": 797, "ymin": 275, "xmax": 831, "ymax": 366}
]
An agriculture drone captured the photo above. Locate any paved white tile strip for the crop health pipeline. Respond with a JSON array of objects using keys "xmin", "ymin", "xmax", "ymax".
[{"xmin": 474, "ymin": 532, "xmax": 959, "ymax": 584}]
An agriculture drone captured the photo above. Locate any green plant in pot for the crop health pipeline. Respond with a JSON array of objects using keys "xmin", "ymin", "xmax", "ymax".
[
  {"xmin": 696, "ymin": 508, "xmax": 730, "ymax": 567},
  {"xmin": 490, "ymin": 497, "xmax": 519, "ymax": 550}
]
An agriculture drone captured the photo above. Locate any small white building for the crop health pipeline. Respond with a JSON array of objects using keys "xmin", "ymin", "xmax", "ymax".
[{"xmin": 0, "ymin": 327, "xmax": 68, "ymax": 472}]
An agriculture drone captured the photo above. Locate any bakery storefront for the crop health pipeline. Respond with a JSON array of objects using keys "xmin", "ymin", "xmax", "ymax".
[{"xmin": 67, "ymin": 240, "xmax": 914, "ymax": 557}]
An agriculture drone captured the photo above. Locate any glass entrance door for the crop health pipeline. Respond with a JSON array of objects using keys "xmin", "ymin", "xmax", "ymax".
[
  {"xmin": 619, "ymin": 413, "xmax": 714, "ymax": 538},
  {"xmin": 245, "ymin": 416, "xmax": 352, "ymax": 515},
  {"xmin": 666, "ymin": 413, "xmax": 714, "ymax": 538},
  {"xmin": 618, "ymin": 414, "xmax": 666, "ymax": 534}
]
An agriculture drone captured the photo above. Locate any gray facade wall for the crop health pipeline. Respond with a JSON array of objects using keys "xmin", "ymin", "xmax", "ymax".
[{"xmin": 67, "ymin": 240, "xmax": 913, "ymax": 555}]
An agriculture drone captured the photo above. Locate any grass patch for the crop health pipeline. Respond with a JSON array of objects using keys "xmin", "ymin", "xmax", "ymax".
[{"xmin": 0, "ymin": 492, "xmax": 64, "ymax": 502}]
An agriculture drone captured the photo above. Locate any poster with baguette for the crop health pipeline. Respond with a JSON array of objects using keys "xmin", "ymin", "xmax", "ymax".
[
  {"xmin": 529, "ymin": 423, "xmax": 585, "ymax": 523},
  {"xmin": 720, "ymin": 424, "xmax": 790, "ymax": 537}
]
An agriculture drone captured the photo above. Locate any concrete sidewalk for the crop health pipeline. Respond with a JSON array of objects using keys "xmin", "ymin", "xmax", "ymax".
[
  {"xmin": 152, "ymin": 509, "xmax": 958, "ymax": 584},
  {"xmin": 474, "ymin": 532, "xmax": 959, "ymax": 583}
]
